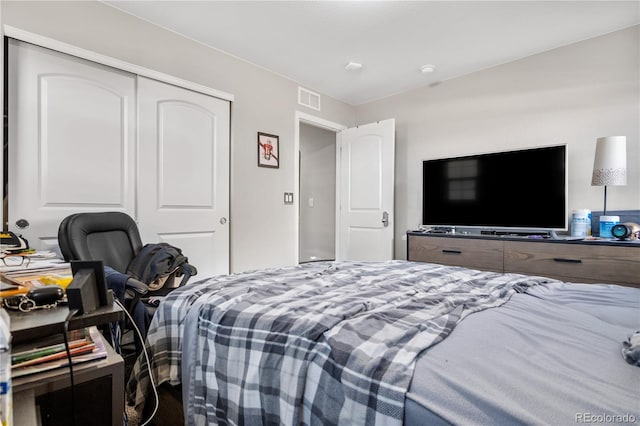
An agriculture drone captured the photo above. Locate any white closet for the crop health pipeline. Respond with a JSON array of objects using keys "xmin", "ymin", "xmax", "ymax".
[
  {"xmin": 137, "ymin": 76, "xmax": 229, "ymax": 277},
  {"xmin": 7, "ymin": 39, "xmax": 230, "ymax": 278}
]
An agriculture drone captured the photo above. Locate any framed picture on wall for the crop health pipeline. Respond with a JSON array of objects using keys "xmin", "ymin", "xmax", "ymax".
[{"xmin": 257, "ymin": 132, "xmax": 279, "ymax": 168}]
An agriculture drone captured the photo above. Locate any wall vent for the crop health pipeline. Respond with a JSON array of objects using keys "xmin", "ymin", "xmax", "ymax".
[{"xmin": 298, "ymin": 87, "xmax": 321, "ymax": 111}]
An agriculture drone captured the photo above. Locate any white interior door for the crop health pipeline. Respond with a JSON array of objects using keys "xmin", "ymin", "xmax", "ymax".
[
  {"xmin": 137, "ymin": 77, "xmax": 230, "ymax": 278},
  {"xmin": 337, "ymin": 119, "xmax": 395, "ymax": 261},
  {"xmin": 8, "ymin": 39, "xmax": 136, "ymax": 251}
]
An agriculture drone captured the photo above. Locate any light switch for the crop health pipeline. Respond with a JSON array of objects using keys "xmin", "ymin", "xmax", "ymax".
[
  {"xmin": 308, "ymin": 197, "xmax": 314, "ymax": 208},
  {"xmin": 284, "ymin": 192, "xmax": 294, "ymax": 204}
]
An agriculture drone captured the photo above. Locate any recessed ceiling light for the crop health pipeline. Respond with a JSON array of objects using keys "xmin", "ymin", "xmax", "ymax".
[
  {"xmin": 420, "ymin": 64, "xmax": 435, "ymax": 73},
  {"xmin": 345, "ymin": 61, "xmax": 363, "ymax": 71}
]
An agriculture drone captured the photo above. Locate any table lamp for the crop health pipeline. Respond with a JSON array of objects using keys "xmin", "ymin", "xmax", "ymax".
[{"xmin": 591, "ymin": 136, "xmax": 626, "ymax": 237}]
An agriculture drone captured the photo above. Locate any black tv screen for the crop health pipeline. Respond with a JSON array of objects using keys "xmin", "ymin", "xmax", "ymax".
[{"xmin": 422, "ymin": 145, "xmax": 567, "ymax": 230}]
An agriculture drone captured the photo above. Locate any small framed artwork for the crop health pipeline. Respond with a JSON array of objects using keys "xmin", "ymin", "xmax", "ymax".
[{"xmin": 257, "ymin": 132, "xmax": 279, "ymax": 168}]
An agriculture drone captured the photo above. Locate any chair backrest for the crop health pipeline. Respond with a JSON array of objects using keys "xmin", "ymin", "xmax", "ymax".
[{"xmin": 58, "ymin": 212, "xmax": 143, "ymax": 274}]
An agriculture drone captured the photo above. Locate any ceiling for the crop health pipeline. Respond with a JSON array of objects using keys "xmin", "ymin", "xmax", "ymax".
[{"xmin": 105, "ymin": 1, "xmax": 639, "ymax": 106}]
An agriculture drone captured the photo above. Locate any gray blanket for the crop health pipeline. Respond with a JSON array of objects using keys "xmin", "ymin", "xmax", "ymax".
[
  {"xmin": 127, "ymin": 260, "xmax": 555, "ymax": 425},
  {"xmin": 406, "ymin": 281, "xmax": 640, "ymax": 425}
]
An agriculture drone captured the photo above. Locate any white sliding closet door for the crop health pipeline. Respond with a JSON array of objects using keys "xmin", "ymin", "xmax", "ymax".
[
  {"xmin": 8, "ymin": 40, "xmax": 136, "ymax": 251},
  {"xmin": 8, "ymin": 41, "xmax": 231, "ymax": 278},
  {"xmin": 137, "ymin": 77, "xmax": 230, "ymax": 278}
]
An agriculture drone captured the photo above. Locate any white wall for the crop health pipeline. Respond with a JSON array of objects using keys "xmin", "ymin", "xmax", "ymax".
[
  {"xmin": 354, "ymin": 26, "xmax": 640, "ymax": 260},
  {"xmin": 299, "ymin": 123, "xmax": 336, "ymax": 262},
  {"xmin": 4, "ymin": 3, "xmax": 638, "ymax": 268},
  {"xmin": 1, "ymin": 1, "xmax": 356, "ymax": 273}
]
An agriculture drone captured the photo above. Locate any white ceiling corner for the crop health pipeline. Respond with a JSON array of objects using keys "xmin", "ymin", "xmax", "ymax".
[{"xmin": 104, "ymin": 1, "xmax": 640, "ymax": 106}]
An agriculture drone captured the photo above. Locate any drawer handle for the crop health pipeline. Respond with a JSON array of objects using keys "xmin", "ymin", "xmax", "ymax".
[
  {"xmin": 553, "ymin": 258, "xmax": 582, "ymax": 264},
  {"xmin": 442, "ymin": 249, "xmax": 462, "ymax": 255}
]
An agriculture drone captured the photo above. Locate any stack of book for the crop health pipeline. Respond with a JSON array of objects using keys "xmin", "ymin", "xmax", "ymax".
[{"xmin": 10, "ymin": 327, "xmax": 107, "ymax": 378}]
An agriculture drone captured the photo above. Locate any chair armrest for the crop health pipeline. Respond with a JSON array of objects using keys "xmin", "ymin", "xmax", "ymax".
[
  {"xmin": 125, "ymin": 277, "xmax": 149, "ymax": 296},
  {"xmin": 176, "ymin": 264, "xmax": 198, "ymax": 287},
  {"xmin": 181, "ymin": 264, "xmax": 198, "ymax": 277}
]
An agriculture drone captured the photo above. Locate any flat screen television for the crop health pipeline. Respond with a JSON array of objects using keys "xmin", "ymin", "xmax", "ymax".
[{"xmin": 422, "ymin": 144, "xmax": 567, "ymax": 231}]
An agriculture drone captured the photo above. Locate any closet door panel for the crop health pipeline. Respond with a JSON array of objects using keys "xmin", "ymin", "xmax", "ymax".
[
  {"xmin": 137, "ymin": 77, "xmax": 230, "ymax": 278},
  {"xmin": 8, "ymin": 39, "xmax": 136, "ymax": 250},
  {"xmin": 157, "ymin": 101, "xmax": 215, "ymax": 207},
  {"xmin": 43, "ymin": 75, "xmax": 127, "ymax": 204}
]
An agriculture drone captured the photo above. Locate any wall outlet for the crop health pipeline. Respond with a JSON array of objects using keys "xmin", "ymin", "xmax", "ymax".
[{"xmin": 284, "ymin": 192, "xmax": 294, "ymax": 204}]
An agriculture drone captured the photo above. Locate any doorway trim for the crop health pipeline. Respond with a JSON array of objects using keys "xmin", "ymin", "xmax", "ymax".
[{"xmin": 294, "ymin": 111, "xmax": 347, "ymax": 264}]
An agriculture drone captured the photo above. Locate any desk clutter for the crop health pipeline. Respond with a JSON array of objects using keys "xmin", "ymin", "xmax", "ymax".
[
  {"xmin": 10, "ymin": 326, "xmax": 107, "ymax": 379},
  {"xmin": 8, "ymin": 307, "xmax": 124, "ymax": 426},
  {"xmin": 0, "ymin": 251, "xmax": 71, "ymax": 300},
  {"xmin": 0, "ymin": 248, "xmax": 109, "ymax": 379},
  {"xmin": 1, "ymin": 230, "xmax": 127, "ymax": 425}
]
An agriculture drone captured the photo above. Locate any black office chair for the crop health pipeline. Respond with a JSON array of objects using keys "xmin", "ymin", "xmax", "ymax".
[{"xmin": 58, "ymin": 211, "xmax": 197, "ymax": 361}]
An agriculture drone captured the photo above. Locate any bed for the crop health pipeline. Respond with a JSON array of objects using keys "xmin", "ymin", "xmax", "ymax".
[{"xmin": 126, "ymin": 260, "xmax": 640, "ymax": 425}]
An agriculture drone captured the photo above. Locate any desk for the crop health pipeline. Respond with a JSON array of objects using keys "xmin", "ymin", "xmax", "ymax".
[
  {"xmin": 7, "ymin": 304, "xmax": 125, "ymax": 426},
  {"xmin": 8, "ymin": 303, "xmax": 123, "ymax": 344}
]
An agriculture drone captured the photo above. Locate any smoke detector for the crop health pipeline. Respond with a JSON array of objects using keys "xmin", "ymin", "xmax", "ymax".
[
  {"xmin": 420, "ymin": 64, "xmax": 436, "ymax": 73},
  {"xmin": 345, "ymin": 61, "xmax": 363, "ymax": 71}
]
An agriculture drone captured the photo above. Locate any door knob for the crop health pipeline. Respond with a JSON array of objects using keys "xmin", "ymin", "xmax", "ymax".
[
  {"xmin": 381, "ymin": 211, "xmax": 389, "ymax": 227},
  {"xmin": 220, "ymin": 217, "xmax": 227, "ymax": 225},
  {"xmin": 16, "ymin": 219, "xmax": 29, "ymax": 229}
]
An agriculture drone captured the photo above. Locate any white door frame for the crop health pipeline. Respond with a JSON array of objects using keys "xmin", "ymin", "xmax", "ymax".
[
  {"xmin": 3, "ymin": 26, "xmax": 234, "ymax": 102},
  {"xmin": 294, "ymin": 111, "xmax": 347, "ymax": 264}
]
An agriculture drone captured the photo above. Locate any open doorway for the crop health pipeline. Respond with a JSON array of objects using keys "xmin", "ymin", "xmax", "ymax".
[
  {"xmin": 294, "ymin": 112, "xmax": 346, "ymax": 264},
  {"xmin": 295, "ymin": 114, "xmax": 396, "ymax": 263},
  {"xmin": 299, "ymin": 123, "xmax": 336, "ymax": 262}
]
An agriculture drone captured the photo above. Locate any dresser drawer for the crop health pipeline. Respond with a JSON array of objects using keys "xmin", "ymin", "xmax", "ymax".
[
  {"xmin": 504, "ymin": 241, "xmax": 639, "ymax": 286},
  {"xmin": 408, "ymin": 235, "xmax": 503, "ymax": 271}
]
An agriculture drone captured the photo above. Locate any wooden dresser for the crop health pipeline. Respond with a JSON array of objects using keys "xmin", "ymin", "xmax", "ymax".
[{"xmin": 407, "ymin": 232, "xmax": 639, "ymax": 288}]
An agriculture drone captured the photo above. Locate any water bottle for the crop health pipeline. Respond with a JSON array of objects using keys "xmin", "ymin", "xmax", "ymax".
[{"xmin": 571, "ymin": 209, "xmax": 591, "ymax": 237}]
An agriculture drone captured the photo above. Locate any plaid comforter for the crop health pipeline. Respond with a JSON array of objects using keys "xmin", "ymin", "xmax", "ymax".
[{"xmin": 127, "ymin": 260, "xmax": 554, "ymax": 425}]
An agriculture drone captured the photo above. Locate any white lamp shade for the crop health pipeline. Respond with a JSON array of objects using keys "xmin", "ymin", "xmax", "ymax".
[{"xmin": 591, "ymin": 136, "xmax": 627, "ymax": 186}]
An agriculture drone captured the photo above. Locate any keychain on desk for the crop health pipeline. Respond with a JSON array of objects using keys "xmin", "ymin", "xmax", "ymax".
[{"xmin": 2, "ymin": 286, "xmax": 65, "ymax": 312}]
